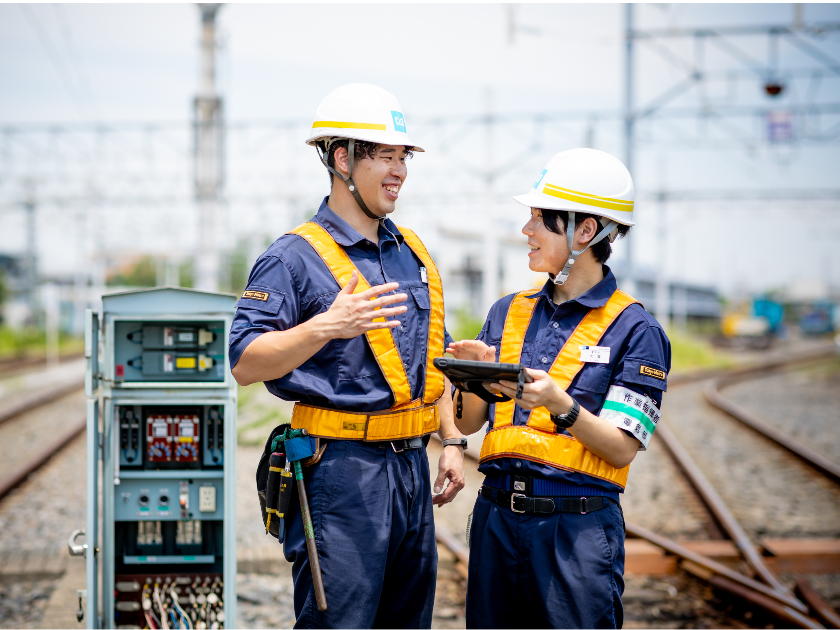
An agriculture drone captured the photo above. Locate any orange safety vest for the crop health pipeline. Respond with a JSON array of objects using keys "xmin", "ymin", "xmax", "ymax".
[
  {"xmin": 479, "ymin": 289, "xmax": 639, "ymax": 488},
  {"xmin": 288, "ymin": 221, "xmax": 445, "ymax": 441}
]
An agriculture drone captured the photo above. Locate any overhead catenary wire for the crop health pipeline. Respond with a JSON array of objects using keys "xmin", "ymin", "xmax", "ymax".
[{"xmin": 18, "ymin": 4, "xmax": 89, "ymax": 121}]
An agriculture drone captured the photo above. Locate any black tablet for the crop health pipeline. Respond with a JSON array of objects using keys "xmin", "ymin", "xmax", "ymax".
[{"xmin": 432, "ymin": 358, "xmax": 533, "ymax": 403}]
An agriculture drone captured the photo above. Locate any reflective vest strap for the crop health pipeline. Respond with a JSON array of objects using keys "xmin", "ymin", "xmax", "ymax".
[
  {"xmin": 528, "ymin": 290, "xmax": 639, "ymax": 433},
  {"xmin": 493, "ymin": 292, "xmax": 539, "ymax": 429},
  {"xmin": 397, "ymin": 226, "xmax": 446, "ymax": 404},
  {"xmin": 292, "ymin": 403, "xmax": 440, "ymax": 441},
  {"xmin": 479, "ymin": 425, "xmax": 630, "ymax": 489},
  {"xmin": 289, "ymin": 222, "xmax": 412, "ymax": 407}
]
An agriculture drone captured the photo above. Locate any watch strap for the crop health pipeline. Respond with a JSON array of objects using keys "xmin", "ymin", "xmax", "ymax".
[
  {"xmin": 442, "ymin": 437, "xmax": 468, "ymax": 450},
  {"xmin": 551, "ymin": 398, "xmax": 580, "ymax": 430}
]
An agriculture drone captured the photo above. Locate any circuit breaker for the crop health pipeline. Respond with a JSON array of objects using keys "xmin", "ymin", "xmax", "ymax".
[{"xmin": 77, "ymin": 287, "xmax": 237, "ymax": 629}]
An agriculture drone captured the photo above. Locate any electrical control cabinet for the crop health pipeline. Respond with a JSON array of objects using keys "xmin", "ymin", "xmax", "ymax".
[
  {"xmin": 112, "ymin": 319, "xmax": 227, "ymax": 385},
  {"xmin": 78, "ymin": 288, "xmax": 237, "ymax": 629}
]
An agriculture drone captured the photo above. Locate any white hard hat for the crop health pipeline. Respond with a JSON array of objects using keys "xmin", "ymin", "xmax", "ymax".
[
  {"xmin": 513, "ymin": 149, "xmax": 635, "ymax": 285},
  {"xmin": 513, "ymin": 148, "xmax": 634, "ymax": 226},
  {"xmin": 306, "ymin": 83, "xmax": 424, "ymax": 152},
  {"xmin": 308, "ymin": 84, "xmax": 422, "ymax": 222}
]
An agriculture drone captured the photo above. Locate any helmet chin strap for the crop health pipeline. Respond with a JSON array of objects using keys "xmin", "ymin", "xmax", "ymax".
[
  {"xmin": 316, "ymin": 138, "xmax": 386, "ymax": 222},
  {"xmin": 552, "ymin": 212, "xmax": 618, "ymax": 285}
]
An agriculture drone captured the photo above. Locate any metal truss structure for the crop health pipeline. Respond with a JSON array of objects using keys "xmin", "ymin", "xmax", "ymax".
[{"xmin": 1, "ymin": 5, "xmax": 840, "ymax": 326}]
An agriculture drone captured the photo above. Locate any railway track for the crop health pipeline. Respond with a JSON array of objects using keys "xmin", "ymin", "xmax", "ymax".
[
  {"xmin": 1, "ymin": 344, "xmax": 837, "ymax": 626},
  {"xmin": 433, "ymin": 344, "xmax": 840, "ymax": 629},
  {"xmin": 0, "ymin": 374, "xmax": 85, "ymax": 503},
  {"xmin": 0, "ymin": 353, "xmax": 85, "ymax": 378}
]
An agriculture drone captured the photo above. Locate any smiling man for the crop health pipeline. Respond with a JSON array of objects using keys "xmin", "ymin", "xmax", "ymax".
[{"xmin": 228, "ymin": 84, "xmax": 466, "ymax": 628}]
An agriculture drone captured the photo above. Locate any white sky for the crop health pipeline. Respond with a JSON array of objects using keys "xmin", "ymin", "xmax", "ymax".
[{"xmin": 1, "ymin": 2, "xmax": 840, "ymax": 298}]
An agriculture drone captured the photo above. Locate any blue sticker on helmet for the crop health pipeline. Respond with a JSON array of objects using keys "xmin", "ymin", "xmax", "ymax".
[
  {"xmin": 533, "ymin": 169, "xmax": 547, "ymax": 189},
  {"xmin": 391, "ymin": 111, "xmax": 406, "ymax": 133}
]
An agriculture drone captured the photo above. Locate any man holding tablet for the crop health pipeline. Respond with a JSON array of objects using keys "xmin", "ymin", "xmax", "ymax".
[{"xmin": 447, "ymin": 148, "xmax": 671, "ymax": 629}]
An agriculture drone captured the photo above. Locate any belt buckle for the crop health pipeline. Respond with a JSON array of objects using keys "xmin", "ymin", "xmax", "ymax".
[
  {"xmin": 510, "ymin": 492, "xmax": 527, "ymax": 513},
  {"xmin": 580, "ymin": 497, "xmax": 587, "ymax": 515},
  {"xmin": 391, "ymin": 441, "xmax": 406, "ymax": 453}
]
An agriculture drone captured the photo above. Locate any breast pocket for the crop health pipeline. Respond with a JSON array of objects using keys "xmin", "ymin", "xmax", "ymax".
[
  {"xmin": 409, "ymin": 286, "xmax": 430, "ymax": 310},
  {"xmin": 572, "ymin": 364, "xmax": 612, "ymax": 395}
]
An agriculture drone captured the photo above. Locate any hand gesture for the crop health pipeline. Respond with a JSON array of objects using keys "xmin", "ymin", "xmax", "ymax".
[
  {"xmin": 446, "ymin": 339, "xmax": 496, "ymax": 362},
  {"xmin": 320, "ymin": 271, "xmax": 408, "ymax": 340}
]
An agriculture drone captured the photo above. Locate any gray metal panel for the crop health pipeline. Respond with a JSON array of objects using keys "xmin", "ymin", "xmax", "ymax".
[
  {"xmin": 102, "ymin": 287, "xmax": 236, "ymax": 316},
  {"xmin": 86, "ymin": 398, "xmax": 99, "ymax": 629},
  {"xmin": 103, "ymin": 395, "xmax": 116, "ymax": 630},
  {"xmin": 114, "ymin": 478, "xmax": 224, "ymax": 521},
  {"xmin": 223, "ymin": 386, "xmax": 237, "ymax": 627},
  {"xmin": 85, "ymin": 310, "xmax": 100, "ymax": 397}
]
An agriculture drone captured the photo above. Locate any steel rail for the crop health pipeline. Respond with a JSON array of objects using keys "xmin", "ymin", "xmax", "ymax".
[
  {"xmin": 627, "ymin": 523, "xmax": 818, "ymax": 625},
  {"xmin": 0, "ymin": 416, "xmax": 86, "ymax": 501},
  {"xmin": 431, "ymin": 440, "xmax": 825, "ymax": 626},
  {"xmin": 656, "ymin": 423, "xmax": 803, "ymax": 608},
  {"xmin": 0, "ymin": 353, "xmax": 85, "ymax": 377},
  {"xmin": 0, "ymin": 381, "xmax": 84, "ymax": 426},
  {"xmin": 668, "ymin": 345, "xmax": 838, "ymax": 388},
  {"xmin": 705, "ymin": 376, "xmax": 840, "ymax": 485},
  {"xmin": 431, "ymin": 347, "xmax": 840, "ymax": 626},
  {"xmin": 796, "ymin": 579, "xmax": 840, "ymax": 629}
]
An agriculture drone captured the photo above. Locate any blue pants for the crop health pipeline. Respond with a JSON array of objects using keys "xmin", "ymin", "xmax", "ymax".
[
  {"xmin": 284, "ymin": 441, "xmax": 437, "ymax": 628},
  {"xmin": 465, "ymin": 492, "xmax": 626, "ymax": 629}
]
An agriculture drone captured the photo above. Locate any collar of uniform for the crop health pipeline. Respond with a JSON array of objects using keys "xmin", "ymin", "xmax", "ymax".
[
  {"xmin": 525, "ymin": 265, "xmax": 618, "ymax": 309},
  {"xmin": 314, "ymin": 197, "xmax": 404, "ymax": 247}
]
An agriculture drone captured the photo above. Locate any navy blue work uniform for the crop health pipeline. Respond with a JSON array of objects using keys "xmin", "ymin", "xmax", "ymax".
[
  {"xmin": 465, "ymin": 267, "xmax": 670, "ymax": 629},
  {"xmin": 229, "ymin": 199, "xmax": 452, "ymax": 628}
]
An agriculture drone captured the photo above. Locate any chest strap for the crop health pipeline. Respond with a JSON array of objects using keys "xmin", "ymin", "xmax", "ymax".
[
  {"xmin": 395, "ymin": 226, "xmax": 446, "ymax": 404},
  {"xmin": 479, "ymin": 289, "xmax": 640, "ymax": 489}
]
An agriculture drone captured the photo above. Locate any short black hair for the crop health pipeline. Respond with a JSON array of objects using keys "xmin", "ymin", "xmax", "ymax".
[
  {"xmin": 316, "ymin": 139, "xmax": 414, "ymax": 185},
  {"xmin": 540, "ymin": 210, "xmax": 630, "ymax": 264}
]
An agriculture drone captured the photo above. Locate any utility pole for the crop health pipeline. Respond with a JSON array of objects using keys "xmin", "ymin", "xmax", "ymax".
[
  {"xmin": 23, "ymin": 185, "xmax": 38, "ymax": 325},
  {"xmin": 654, "ymin": 190, "xmax": 671, "ymax": 331},
  {"xmin": 623, "ymin": 4, "xmax": 636, "ymax": 295},
  {"xmin": 482, "ymin": 88, "xmax": 500, "ymax": 314},
  {"xmin": 194, "ymin": 3, "xmax": 224, "ymax": 292}
]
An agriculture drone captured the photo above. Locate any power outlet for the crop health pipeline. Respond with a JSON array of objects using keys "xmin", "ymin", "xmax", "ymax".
[{"xmin": 198, "ymin": 486, "xmax": 216, "ymax": 512}]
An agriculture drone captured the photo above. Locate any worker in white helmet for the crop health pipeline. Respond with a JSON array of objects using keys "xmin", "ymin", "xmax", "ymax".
[
  {"xmin": 448, "ymin": 148, "xmax": 671, "ymax": 628},
  {"xmin": 229, "ymin": 84, "xmax": 466, "ymax": 628}
]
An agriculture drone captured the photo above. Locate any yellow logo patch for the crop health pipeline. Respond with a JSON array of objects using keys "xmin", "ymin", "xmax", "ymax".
[
  {"xmin": 242, "ymin": 290, "xmax": 269, "ymax": 302},
  {"xmin": 640, "ymin": 365, "xmax": 666, "ymax": 380}
]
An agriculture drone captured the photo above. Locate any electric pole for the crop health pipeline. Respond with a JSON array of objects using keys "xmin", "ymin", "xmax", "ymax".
[
  {"xmin": 623, "ymin": 4, "xmax": 636, "ymax": 294},
  {"xmin": 194, "ymin": 3, "xmax": 224, "ymax": 292}
]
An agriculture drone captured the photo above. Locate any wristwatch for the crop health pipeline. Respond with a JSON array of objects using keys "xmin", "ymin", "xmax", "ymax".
[
  {"xmin": 442, "ymin": 437, "xmax": 468, "ymax": 450},
  {"xmin": 550, "ymin": 398, "xmax": 580, "ymax": 430}
]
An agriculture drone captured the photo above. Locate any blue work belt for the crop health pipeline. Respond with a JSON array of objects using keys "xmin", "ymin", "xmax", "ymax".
[{"xmin": 482, "ymin": 475, "xmax": 620, "ymax": 515}]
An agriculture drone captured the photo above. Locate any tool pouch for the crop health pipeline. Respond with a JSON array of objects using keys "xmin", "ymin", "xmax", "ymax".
[
  {"xmin": 257, "ymin": 424, "xmax": 327, "ymax": 542},
  {"xmin": 264, "ymin": 452, "xmax": 293, "ymax": 535},
  {"xmin": 257, "ymin": 424, "xmax": 291, "ymax": 542}
]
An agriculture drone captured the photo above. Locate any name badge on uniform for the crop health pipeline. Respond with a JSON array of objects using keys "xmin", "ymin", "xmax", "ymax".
[
  {"xmin": 580, "ymin": 345, "xmax": 610, "ymax": 363},
  {"xmin": 420, "ymin": 267, "xmax": 428, "ymax": 284}
]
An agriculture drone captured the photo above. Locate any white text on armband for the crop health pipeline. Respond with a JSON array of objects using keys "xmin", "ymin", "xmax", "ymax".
[{"xmin": 599, "ymin": 385, "xmax": 661, "ymax": 450}]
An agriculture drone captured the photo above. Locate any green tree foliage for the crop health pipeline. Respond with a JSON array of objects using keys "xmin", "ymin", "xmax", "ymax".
[{"xmin": 107, "ymin": 256, "xmax": 157, "ymax": 288}]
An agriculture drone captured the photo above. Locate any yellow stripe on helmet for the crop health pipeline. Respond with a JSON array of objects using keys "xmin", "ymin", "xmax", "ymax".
[
  {"xmin": 312, "ymin": 120, "xmax": 387, "ymax": 131},
  {"xmin": 542, "ymin": 183, "xmax": 634, "ymax": 213}
]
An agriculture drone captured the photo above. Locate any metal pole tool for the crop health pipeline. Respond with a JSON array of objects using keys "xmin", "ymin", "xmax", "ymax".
[{"xmin": 282, "ymin": 427, "xmax": 328, "ymax": 611}]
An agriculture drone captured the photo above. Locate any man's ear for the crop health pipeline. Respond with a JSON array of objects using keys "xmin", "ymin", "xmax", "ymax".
[
  {"xmin": 576, "ymin": 217, "xmax": 600, "ymax": 247},
  {"xmin": 333, "ymin": 146, "xmax": 350, "ymax": 178}
]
